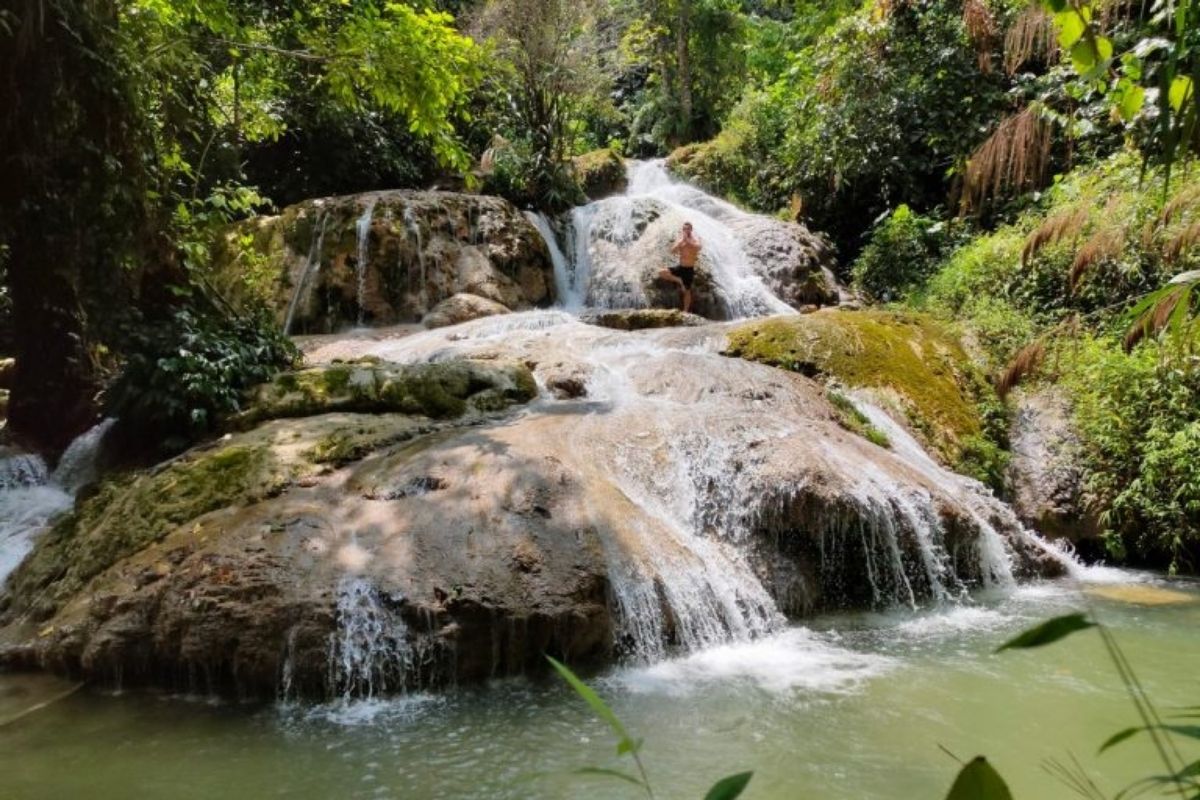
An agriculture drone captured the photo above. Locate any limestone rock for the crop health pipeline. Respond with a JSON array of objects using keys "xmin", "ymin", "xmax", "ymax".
[
  {"xmin": 1007, "ymin": 388, "xmax": 1100, "ymax": 544},
  {"xmin": 422, "ymin": 293, "xmax": 512, "ymax": 329},
  {"xmin": 580, "ymin": 308, "xmax": 708, "ymax": 331},
  {"xmin": 573, "ymin": 148, "xmax": 626, "ymax": 200},
  {"xmin": 232, "ymin": 358, "xmax": 537, "ymax": 429},
  {"xmin": 209, "ymin": 191, "xmax": 555, "ymax": 334}
]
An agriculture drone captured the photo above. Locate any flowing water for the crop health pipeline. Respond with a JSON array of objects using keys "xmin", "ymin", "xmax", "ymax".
[
  {"xmin": 0, "ymin": 420, "xmax": 114, "ymax": 586},
  {"xmin": 3, "ymin": 167, "xmax": 1198, "ymax": 798},
  {"xmin": 0, "ymin": 574, "xmax": 1196, "ymax": 799}
]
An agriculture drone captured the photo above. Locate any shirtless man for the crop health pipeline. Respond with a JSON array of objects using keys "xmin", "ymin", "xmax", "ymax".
[{"xmin": 659, "ymin": 222, "xmax": 700, "ymax": 313}]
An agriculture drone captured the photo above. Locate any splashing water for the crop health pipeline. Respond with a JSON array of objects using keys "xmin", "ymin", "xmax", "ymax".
[
  {"xmin": 562, "ymin": 160, "xmax": 796, "ymax": 318},
  {"xmin": 327, "ymin": 577, "xmax": 414, "ymax": 700},
  {"xmin": 524, "ymin": 211, "xmax": 573, "ymax": 308},
  {"xmin": 0, "ymin": 420, "xmax": 114, "ymax": 587}
]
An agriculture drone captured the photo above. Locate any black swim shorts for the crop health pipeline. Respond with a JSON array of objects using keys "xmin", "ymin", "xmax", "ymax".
[{"xmin": 669, "ymin": 265, "xmax": 696, "ymax": 289}]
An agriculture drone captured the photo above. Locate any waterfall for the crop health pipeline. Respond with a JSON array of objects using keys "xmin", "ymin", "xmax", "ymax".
[
  {"xmin": 560, "ymin": 160, "xmax": 797, "ymax": 319},
  {"xmin": 0, "ymin": 420, "xmax": 114, "ymax": 587},
  {"xmin": 327, "ymin": 577, "xmax": 414, "ymax": 700},
  {"xmin": 402, "ymin": 206, "xmax": 426, "ymax": 306},
  {"xmin": 283, "ymin": 210, "xmax": 330, "ymax": 335},
  {"xmin": 354, "ymin": 198, "xmax": 378, "ymax": 326},
  {"xmin": 523, "ymin": 211, "xmax": 575, "ymax": 308}
]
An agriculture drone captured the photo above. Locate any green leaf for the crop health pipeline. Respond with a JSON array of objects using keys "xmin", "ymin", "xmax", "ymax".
[
  {"xmin": 1099, "ymin": 727, "xmax": 1141, "ymax": 752},
  {"xmin": 1070, "ymin": 40, "xmax": 1097, "ymax": 75},
  {"xmin": 1170, "ymin": 76, "xmax": 1194, "ymax": 113},
  {"xmin": 1118, "ymin": 85, "xmax": 1146, "ymax": 122},
  {"xmin": 704, "ymin": 772, "xmax": 754, "ymax": 800},
  {"xmin": 1056, "ymin": 10, "xmax": 1087, "ymax": 49},
  {"xmin": 995, "ymin": 613, "xmax": 1095, "ymax": 652},
  {"xmin": 572, "ymin": 767, "xmax": 646, "ymax": 788},
  {"xmin": 945, "ymin": 757, "xmax": 1014, "ymax": 800},
  {"xmin": 546, "ymin": 656, "xmax": 634, "ymax": 753}
]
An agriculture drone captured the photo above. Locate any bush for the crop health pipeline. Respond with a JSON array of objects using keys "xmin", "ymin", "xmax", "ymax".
[
  {"xmin": 481, "ymin": 138, "xmax": 584, "ymax": 212},
  {"xmin": 851, "ymin": 205, "xmax": 948, "ymax": 301},
  {"xmin": 1065, "ymin": 338, "xmax": 1200, "ymax": 571},
  {"xmin": 105, "ymin": 306, "xmax": 298, "ymax": 454}
]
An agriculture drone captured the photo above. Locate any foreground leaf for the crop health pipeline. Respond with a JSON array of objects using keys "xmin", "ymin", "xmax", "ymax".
[
  {"xmin": 704, "ymin": 772, "xmax": 753, "ymax": 800},
  {"xmin": 996, "ymin": 614, "xmax": 1095, "ymax": 652},
  {"xmin": 573, "ymin": 766, "xmax": 646, "ymax": 788},
  {"xmin": 945, "ymin": 757, "xmax": 1014, "ymax": 800},
  {"xmin": 546, "ymin": 656, "xmax": 637, "ymax": 754}
]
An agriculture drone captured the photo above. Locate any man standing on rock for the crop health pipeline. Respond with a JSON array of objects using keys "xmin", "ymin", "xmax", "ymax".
[{"xmin": 659, "ymin": 221, "xmax": 701, "ymax": 314}]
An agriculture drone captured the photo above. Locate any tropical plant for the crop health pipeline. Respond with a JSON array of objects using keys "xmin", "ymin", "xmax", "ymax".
[{"xmin": 547, "ymin": 656, "xmax": 753, "ymax": 799}]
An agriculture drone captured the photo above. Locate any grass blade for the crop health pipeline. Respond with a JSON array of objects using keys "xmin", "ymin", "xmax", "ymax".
[
  {"xmin": 996, "ymin": 613, "xmax": 1095, "ymax": 652},
  {"xmin": 704, "ymin": 772, "xmax": 754, "ymax": 800}
]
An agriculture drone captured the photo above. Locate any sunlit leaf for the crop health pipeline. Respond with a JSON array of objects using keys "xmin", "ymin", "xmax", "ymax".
[
  {"xmin": 1055, "ymin": 10, "xmax": 1087, "ymax": 49},
  {"xmin": 547, "ymin": 656, "xmax": 635, "ymax": 755},
  {"xmin": 1170, "ymin": 76, "xmax": 1194, "ymax": 113},
  {"xmin": 704, "ymin": 772, "xmax": 754, "ymax": 800},
  {"xmin": 996, "ymin": 614, "xmax": 1095, "ymax": 652},
  {"xmin": 945, "ymin": 757, "xmax": 1014, "ymax": 800}
]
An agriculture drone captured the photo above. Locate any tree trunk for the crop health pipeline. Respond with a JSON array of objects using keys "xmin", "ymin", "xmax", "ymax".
[
  {"xmin": 675, "ymin": 0, "xmax": 693, "ymax": 144},
  {"xmin": 0, "ymin": 0, "xmax": 145, "ymax": 452}
]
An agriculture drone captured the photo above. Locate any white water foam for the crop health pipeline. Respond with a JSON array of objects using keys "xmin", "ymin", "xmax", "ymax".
[
  {"xmin": 0, "ymin": 420, "xmax": 114, "ymax": 587},
  {"xmin": 563, "ymin": 160, "xmax": 795, "ymax": 318},
  {"xmin": 614, "ymin": 627, "xmax": 895, "ymax": 696}
]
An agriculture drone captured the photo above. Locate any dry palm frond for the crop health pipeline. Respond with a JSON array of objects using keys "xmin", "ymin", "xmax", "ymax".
[
  {"xmin": 963, "ymin": 105, "xmax": 1054, "ymax": 213},
  {"xmin": 1164, "ymin": 220, "xmax": 1200, "ymax": 262},
  {"xmin": 1004, "ymin": 5, "xmax": 1058, "ymax": 75},
  {"xmin": 1158, "ymin": 183, "xmax": 1200, "ymax": 228},
  {"xmin": 1124, "ymin": 284, "xmax": 1190, "ymax": 352},
  {"xmin": 1069, "ymin": 226, "xmax": 1125, "ymax": 291},
  {"xmin": 997, "ymin": 339, "xmax": 1046, "ymax": 397},
  {"xmin": 1098, "ymin": 0, "xmax": 1140, "ymax": 31},
  {"xmin": 1022, "ymin": 204, "xmax": 1089, "ymax": 265},
  {"xmin": 963, "ymin": 0, "xmax": 998, "ymax": 73}
]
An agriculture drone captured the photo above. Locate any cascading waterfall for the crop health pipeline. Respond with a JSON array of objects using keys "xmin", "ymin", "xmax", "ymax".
[
  {"xmin": 0, "ymin": 420, "xmax": 114, "ymax": 587},
  {"xmin": 354, "ymin": 198, "xmax": 378, "ymax": 326},
  {"xmin": 303, "ymin": 163, "xmax": 1077, "ymax": 694},
  {"xmin": 283, "ymin": 210, "xmax": 330, "ymax": 335},
  {"xmin": 551, "ymin": 160, "xmax": 796, "ymax": 318},
  {"xmin": 402, "ymin": 206, "xmax": 426, "ymax": 303},
  {"xmin": 327, "ymin": 576, "xmax": 414, "ymax": 700},
  {"xmin": 523, "ymin": 211, "xmax": 574, "ymax": 308}
]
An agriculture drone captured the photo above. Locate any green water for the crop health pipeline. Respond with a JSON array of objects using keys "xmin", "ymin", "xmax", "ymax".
[{"xmin": 1, "ymin": 573, "xmax": 1197, "ymax": 799}]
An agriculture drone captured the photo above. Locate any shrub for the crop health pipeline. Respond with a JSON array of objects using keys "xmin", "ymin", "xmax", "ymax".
[
  {"xmin": 851, "ymin": 205, "xmax": 949, "ymax": 301},
  {"xmin": 105, "ymin": 306, "xmax": 298, "ymax": 454},
  {"xmin": 1065, "ymin": 337, "xmax": 1200, "ymax": 571}
]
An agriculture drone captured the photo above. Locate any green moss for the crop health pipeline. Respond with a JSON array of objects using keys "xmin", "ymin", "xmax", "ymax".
[
  {"xmin": 827, "ymin": 389, "xmax": 891, "ymax": 449},
  {"xmin": 2, "ymin": 443, "xmax": 291, "ymax": 621},
  {"xmin": 726, "ymin": 309, "xmax": 987, "ymax": 462},
  {"xmin": 306, "ymin": 418, "xmax": 428, "ymax": 466},
  {"xmin": 572, "ymin": 148, "xmax": 625, "ymax": 198},
  {"xmin": 321, "ymin": 365, "xmax": 353, "ymax": 395}
]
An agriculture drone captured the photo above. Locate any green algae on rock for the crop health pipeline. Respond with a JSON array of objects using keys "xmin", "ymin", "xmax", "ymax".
[
  {"xmin": 572, "ymin": 148, "xmax": 626, "ymax": 200},
  {"xmin": 580, "ymin": 308, "xmax": 708, "ymax": 331},
  {"xmin": 724, "ymin": 309, "xmax": 994, "ymax": 466},
  {"xmin": 232, "ymin": 359, "xmax": 537, "ymax": 428}
]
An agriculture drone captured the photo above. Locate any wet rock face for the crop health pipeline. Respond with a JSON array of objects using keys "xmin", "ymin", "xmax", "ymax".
[
  {"xmin": 576, "ymin": 195, "xmax": 839, "ymax": 320},
  {"xmin": 422, "ymin": 293, "xmax": 512, "ymax": 329},
  {"xmin": 580, "ymin": 308, "xmax": 707, "ymax": 331},
  {"xmin": 1007, "ymin": 389, "xmax": 1101, "ymax": 544},
  {"xmin": 0, "ymin": 314, "xmax": 1071, "ymax": 700},
  {"xmin": 209, "ymin": 191, "xmax": 555, "ymax": 334}
]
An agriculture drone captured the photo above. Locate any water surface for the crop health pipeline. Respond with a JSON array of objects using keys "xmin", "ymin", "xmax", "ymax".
[{"xmin": 2, "ymin": 573, "xmax": 1197, "ymax": 799}]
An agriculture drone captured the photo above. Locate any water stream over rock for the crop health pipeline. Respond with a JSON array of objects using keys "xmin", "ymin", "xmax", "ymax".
[{"xmin": 1, "ymin": 162, "xmax": 1078, "ymax": 701}]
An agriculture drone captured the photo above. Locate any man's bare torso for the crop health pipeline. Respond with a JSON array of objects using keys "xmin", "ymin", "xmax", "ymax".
[{"xmin": 673, "ymin": 235, "xmax": 701, "ymax": 266}]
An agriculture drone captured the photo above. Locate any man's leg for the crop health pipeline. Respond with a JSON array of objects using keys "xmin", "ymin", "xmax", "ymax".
[{"xmin": 682, "ymin": 288, "xmax": 692, "ymax": 313}]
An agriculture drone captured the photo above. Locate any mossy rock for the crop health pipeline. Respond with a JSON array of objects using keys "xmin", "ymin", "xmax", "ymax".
[
  {"xmin": 580, "ymin": 308, "xmax": 708, "ymax": 331},
  {"xmin": 234, "ymin": 358, "xmax": 537, "ymax": 429},
  {"xmin": 0, "ymin": 441, "xmax": 298, "ymax": 622},
  {"xmin": 573, "ymin": 148, "xmax": 626, "ymax": 200},
  {"xmin": 724, "ymin": 309, "xmax": 991, "ymax": 464}
]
